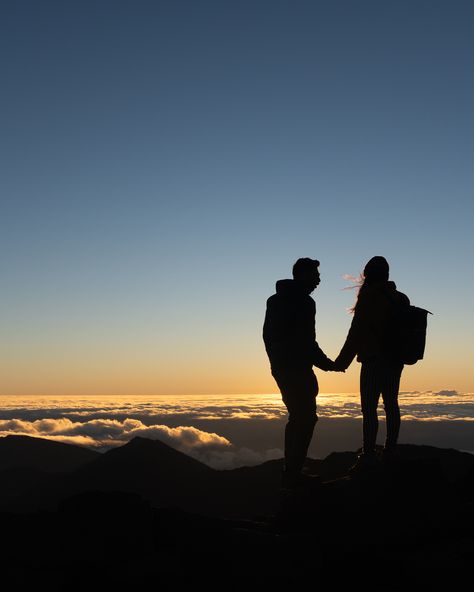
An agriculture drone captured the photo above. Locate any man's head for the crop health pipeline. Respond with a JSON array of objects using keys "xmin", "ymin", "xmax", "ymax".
[{"xmin": 292, "ymin": 258, "xmax": 321, "ymax": 293}]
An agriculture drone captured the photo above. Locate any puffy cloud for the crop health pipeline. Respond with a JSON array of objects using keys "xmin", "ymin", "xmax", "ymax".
[
  {"xmin": 0, "ymin": 430, "xmax": 99, "ymax": 447},
  {"xmin": 124, "ymin": 424, "xmax": 231, "ymax": 451},
  {"xmin": 0, "ymin": 418, "xmax": 38, "ymax": 433},
  {"xmin": 0, "ymin": 416, "xmax": 229, "ymax": 447},
  {"xmin": 0, "ymin": 415, "xmax": 284, "ymax": 469}
]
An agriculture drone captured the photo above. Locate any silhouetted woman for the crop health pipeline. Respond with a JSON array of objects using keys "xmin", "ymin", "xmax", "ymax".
[{"xmin": 335, "ymin": 256, "xmax": 409, "ymax": 471}]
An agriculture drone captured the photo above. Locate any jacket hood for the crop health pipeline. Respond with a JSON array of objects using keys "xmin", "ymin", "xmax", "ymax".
[
  {"xmin": 380, "ymin": 280, "xmax": 397, "ymax": 292},
  {"xmin": 275, "ymin": 279, "xmax": 309, "ymax": 296}
]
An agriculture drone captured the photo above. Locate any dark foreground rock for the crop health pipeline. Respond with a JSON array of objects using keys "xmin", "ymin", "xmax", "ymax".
[{"xmin": 0, "ymin": 437, "xmax": 472, "ymax": 590}]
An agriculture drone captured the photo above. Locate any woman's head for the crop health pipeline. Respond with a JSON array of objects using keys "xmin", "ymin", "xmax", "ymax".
[
  {"xmin": 348, "ymin": 256, "xmax": 389, "ymax": 312},
  {"xmin": 363, "ymin": 256, "xmax": 389, "ymax": 283}
]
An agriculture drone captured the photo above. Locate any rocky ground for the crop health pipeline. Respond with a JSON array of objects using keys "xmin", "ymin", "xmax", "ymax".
[{"xmin": 0, "ymin": 435, "xmax": 472, "ymax": 590}]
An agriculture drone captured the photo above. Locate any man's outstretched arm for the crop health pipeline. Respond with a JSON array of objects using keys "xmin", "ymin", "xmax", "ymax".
[{"xmin": 313, "ymin": 343, "xmax": 343, "ymax": 372}]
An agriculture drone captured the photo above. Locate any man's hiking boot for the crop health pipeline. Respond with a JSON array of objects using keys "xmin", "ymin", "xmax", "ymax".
[{"xmin": 349, "ymin": 452, "xmax": 379, "ymax": 475}]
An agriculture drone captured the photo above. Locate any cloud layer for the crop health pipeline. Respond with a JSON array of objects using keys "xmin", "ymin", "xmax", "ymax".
[
  {"xmin": 0, "ymin": 392, "xmax": 472, "ymax": 467},
  {"xmin": 0, "ymin": 413, "xmax": 283, "ymax": 469},
  {"xmin": 1, "ymin": 392, "xmax": 472, "ymax": 421}
]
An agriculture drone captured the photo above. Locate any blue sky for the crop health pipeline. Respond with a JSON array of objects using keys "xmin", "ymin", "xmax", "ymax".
[{"xmin": 1, "ymin": 1, "xmax": 473, "ymax": 394}]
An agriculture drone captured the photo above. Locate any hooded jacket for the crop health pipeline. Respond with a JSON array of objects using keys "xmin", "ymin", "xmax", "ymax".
[
  {"xmin": 263, "ymin": 279, "xmax": 333, "ymax": 371},
  {"xmin": 335, "ymin": 280, "xmax": 410, "ymax": 369}
]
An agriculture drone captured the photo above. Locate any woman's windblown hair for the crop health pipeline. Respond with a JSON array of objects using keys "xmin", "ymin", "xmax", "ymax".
[
  {"xmin": 344, "ymin": 256, "xmax": 390, "ymax": 313},
  {"xmin": 343, "ymin": 273, "xmax": 364, "ymax": 313}
]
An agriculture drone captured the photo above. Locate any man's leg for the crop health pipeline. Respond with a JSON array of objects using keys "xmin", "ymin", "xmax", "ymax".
[
  {"xmin": 283, "ymin": 390, "xmax": 318, "ymax": 475},
  {"xmin": 273, "ymin": 368, "xmax": 318, "ymax": 476}
]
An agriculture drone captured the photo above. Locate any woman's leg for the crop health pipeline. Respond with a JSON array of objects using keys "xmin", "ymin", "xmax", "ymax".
[
  {"xmin": 360, "ymin": 361, "xmax": 381, "ymax": 454},
  {"xmin": 381, "ymin": 363, "xmax": 403, "ymax": 450}
]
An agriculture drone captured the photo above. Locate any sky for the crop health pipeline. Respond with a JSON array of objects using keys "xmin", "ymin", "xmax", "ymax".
[{"xmin": 1, "ymin": 0, "xmax": 474, "ymax": 396}]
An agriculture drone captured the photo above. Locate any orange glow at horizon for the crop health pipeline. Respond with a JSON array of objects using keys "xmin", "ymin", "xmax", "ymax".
[{"xmin": 1, "ymin": 349, "xmax": 472, "ymax": 396}]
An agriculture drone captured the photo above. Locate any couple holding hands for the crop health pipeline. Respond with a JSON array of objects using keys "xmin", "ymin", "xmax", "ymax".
[{"xmin": 263, "ymin": 255, "xmax": 409, "ymax": 488}]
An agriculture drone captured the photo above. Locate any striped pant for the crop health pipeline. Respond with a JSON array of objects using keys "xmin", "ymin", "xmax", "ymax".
[{"xmin": 360, "ymin": 359, "xmax": 404, "ymax": 454}]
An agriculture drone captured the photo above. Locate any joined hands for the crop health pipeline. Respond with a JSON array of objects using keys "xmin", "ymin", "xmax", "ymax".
[{"xmin": 325, "ymin": 359, "xmax": 346, "ymax": 372}]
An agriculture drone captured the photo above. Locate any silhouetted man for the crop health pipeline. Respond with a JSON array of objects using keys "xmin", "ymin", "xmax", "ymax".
[{"xmin": 263, "ymin": 258, "xmax": 337, "ymax": 488}]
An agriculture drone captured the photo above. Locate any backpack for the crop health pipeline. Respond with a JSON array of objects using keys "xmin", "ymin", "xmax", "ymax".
[{"xmin": 390, "ymin": 302, "xmax": 432, "ymax": 365}]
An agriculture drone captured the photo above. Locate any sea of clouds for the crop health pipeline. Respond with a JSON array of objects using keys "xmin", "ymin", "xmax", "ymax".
[{"xmin": 0, "ymin": 392, "xmax": 472, "ymax": 468}]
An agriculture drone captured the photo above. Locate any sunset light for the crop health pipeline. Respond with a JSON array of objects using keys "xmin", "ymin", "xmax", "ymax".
[{"xmin": 1, "ymin": 1, "xmax": 473, "ymax": 585}]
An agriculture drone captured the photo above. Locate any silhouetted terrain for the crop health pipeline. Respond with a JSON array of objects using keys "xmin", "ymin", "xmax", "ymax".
[
  {"xmin": 0, "ymin": 434, "xmax": 100, "ymax": 471},
  {"xmin": 0, "ymin": 435, "xmax": 472, "ymax": 589}
]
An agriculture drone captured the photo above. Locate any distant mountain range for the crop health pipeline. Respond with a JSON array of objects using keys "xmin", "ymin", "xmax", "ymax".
[
  {"xmin": 0, "ymin": 434, "xmax": 100, "ymax": 472},
  {"xmin": 0, "ymin": 434, "xmax": 472, "ymax": 589}
]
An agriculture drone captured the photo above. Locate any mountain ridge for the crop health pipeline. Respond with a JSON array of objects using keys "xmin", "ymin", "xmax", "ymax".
[
  {"xmin": 0, "ymin": 434, "xmax": 100, "ymax": 473},
  {"xmin": 1, "ymin": 434, "xmax": 473, "ymax": 517}
]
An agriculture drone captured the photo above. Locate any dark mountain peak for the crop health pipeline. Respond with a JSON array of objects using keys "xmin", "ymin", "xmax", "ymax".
[
  {"xmin": 3, "ymin": 435, "xmax": 48, "ymax": 445},
  {"xmin": 70, "ymin": 436, "xmax": 217, "ymax": 512},
  {"xmin": 0, "ymin": 434, "xmax": 100, "ymax": 473},
  {"xmin": 82, "ymin": 436, "xmax": 214, "ymax": 475},
  {"xmin": 126, "ymin": 435, "xmax": 175, "ymax": 450}
]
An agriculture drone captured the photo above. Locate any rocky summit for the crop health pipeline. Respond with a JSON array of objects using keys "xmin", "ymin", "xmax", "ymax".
[{"xmin": 0, "ymin": 435, "xmax": 472, "ymax": 590}]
